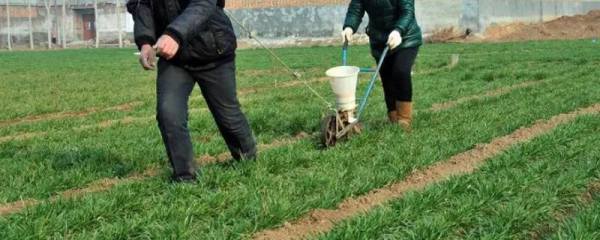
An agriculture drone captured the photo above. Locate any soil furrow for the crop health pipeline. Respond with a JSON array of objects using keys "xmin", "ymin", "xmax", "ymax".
[{"xmin": 252, "ymin": 103, "xmax": 600, "ymax": 240}]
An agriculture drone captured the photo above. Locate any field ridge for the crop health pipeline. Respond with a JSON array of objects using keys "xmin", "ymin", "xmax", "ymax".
[
  {"xmin": 0, "ymin": 81, "xmax": 549, "ymax": 216},
  {"xmin": 0, "ymin": 79, "xmax": 537, "ymax": 144},
  {"xmin": 252, "ymin": 103, "xmax": 600, "ymax": 240},
  {"xmin": 528, "ymin": 180, "xmax": 600, "ymax": 239},
  {"xmin": 429, "ymin": 80, "xmax": 543, "ymax": 111},
  {"xmin": 0, "ymin": 101, "xmax": 142, "ymax": 128}
]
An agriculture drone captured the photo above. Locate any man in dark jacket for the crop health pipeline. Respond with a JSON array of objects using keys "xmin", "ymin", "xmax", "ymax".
[
  {"xmin": 127, "ymin": 0, "xmax": 256, "ymax": 183},
  {"xmin": 343, "ymin": 0, "xmax": 423, "ymax": 131}
]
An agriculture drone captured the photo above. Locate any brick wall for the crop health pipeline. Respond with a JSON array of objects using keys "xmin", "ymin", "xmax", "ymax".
[
  {"xmin": 226, "ymin": 0, "xmax": 348, "ymax": 10},
  {"xmin": 0, "ymin": 6, "xmax": 40, "ymax": 18}
]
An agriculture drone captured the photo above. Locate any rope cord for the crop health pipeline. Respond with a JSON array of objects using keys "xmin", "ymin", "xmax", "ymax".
[{"xmin": 224, "ymin": 9, "xmax": 334, "ymax": 110}]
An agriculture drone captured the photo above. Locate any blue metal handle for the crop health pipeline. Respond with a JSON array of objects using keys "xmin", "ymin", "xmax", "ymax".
[
  {"xmin": 359, "ymin": 68, "xmax": 376, "ymax": 73},
  {"xmin": 343, "ymin": 40, "xmax": 373, "ymax": 72},
  {"xmin": 342, "ymin": 40, "xmax": 349, "ymax": 66},
  {"xmin": 356, "ymin": 46, "xmax": 390, "ymax": 120}
]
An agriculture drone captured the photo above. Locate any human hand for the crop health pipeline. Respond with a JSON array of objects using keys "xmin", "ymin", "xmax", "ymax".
[
  {"xmin": 387, "ymin": 30, "xmax": 402, "ymax": 50},
  {"xmin": 154, "ymin": 34, "xmax": 180, "ymax": 60},
  {"xmin": 342, "ymin": 27, "xmax": 354, "ymax": 43},
  {"xmin": 139, "ymin": 44, "xmax": 156, "ymax": 70}
]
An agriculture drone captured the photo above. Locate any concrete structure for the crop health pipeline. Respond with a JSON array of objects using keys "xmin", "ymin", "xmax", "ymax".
[
  {"xmin": 1, "ymin": 0, "xmax": 600, "ymax": 49},
  {"xmin": 0, "ymin": 0, "xmax": 130, "ymax": 49},
  {"xmin": 466, "ymin": 0, "xmax": 600, "ymax": 32},
  {"xmin": 228, "ymin": 0, "xmax": 600, "ymax": 38}
]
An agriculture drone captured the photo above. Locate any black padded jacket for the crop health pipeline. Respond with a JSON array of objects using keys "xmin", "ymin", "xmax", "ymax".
[{"xmin": 127, "ymin": 0, "xmax": 236, "ymax": 70}]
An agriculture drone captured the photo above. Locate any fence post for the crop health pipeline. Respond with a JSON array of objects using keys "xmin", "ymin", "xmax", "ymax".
[
  {"xmin": 44, "ymin": 0, "xmax": 51, "ymax": 48},
  {"xmin": 5, "ymin": 0, "xmax": 11, "ymax": 50},
  {"xmin": 61, "ymin": 0, "xmax": 66, "ymax": 48},
  {"xmin": 539, "ymin": 0, "xmax": 543, "ymax": 22},
  {"xmin": 460, "ymin": 0, "xmax": 480, "ymax": 33},
  {"xmin": 94, "ymin": 0, "xmax": 99, "ymax": 48},
  {"xmin": 116, "ymin": 0, "xmax": 122, "ymax": 48},
  {"xmin": 28, "ymin": 0, "xmax": 34, "ymax": 49},
  {"xmin": 54, "ymin": 0, "xmax": 60, "ymax": 45}
]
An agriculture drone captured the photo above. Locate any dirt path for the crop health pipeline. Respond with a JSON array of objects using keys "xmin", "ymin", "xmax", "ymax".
[
  {"xmin": 0, "ymin": 132, "xmax": 48, "ymax": 144},
  {"xmin": 196, "ymin": 132, "xmax": 312, "ymax": 165},
  {"xmin": 0, "ymin": 133, "xmax": 311, "ymax": 216},
  {"xmin": 0, "ymin": 75, "xmax": 324, "ymax": 129},
  {"xmin": 0, "ymin": 108, "xmax": 212, "ymax": 144},
  {"xmin": 429, "ymin": 80, "xmax": 543, "ymax": 111},
  {"xmin": 0, "ymin": 200, "xmax": 39, "ymax": 216},
  {"xmin": 0, "ymin": 77, "xmax": 533, "ymax": 144},
  {"xmin": 0, "ymin": 116, "xmax": 156, "ymax": 144},
  {"xmin": 0, "ymin": 167, "xmax": 159, "ymax": 216},
  {"xmin": 0, "ymin": 76, "xmax": 325, "ymax": 144},
  {"xmin": 0, "ymin": 101, "xmax": 143, "ymax": 128},
  {"xmin": 252, "ymin": 103, "xmax": 600, "ymax": 240}
]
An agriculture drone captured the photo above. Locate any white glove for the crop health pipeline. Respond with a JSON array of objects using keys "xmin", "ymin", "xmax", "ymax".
[
  {"xmin": 342, "ymin": 27, "xmax": 354, "ymax": 43},
  {"xmin": 387, "ymin": 30, "xmax": 402, "ymax": 50}
]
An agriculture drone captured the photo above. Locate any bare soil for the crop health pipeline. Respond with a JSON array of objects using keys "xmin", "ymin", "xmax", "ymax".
[
  {"xmin": 430, "ymin": 80, "xmax": 543, "ymax": 111},
  {"xmin": 484, "ymin": 10, "xmax": 600, "ymax": 42},
  {"xmin": 0, "ymin": 101, "xmax": 142, "ymax": 128},
  {"xmin": 426, "ymin": 10, "xmax": 600, "ymax": 43}
]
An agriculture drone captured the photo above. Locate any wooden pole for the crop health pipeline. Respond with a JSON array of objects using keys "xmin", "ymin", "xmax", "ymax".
[
  {"xmin": 94, "ymin": 0, "xmax": 98, "ymax": 48},
  {"xmin": 539, "ymin": 0, "xmax": 544, "ymax": 22},
  {"xmin": 116, "ymin": 0, "xmax": 122, "ymax": 48},
  {"xmin": 61, "ymin": 0, "xmax": 66, "ymax": 48},
  {"xmin": 28, "ymin": 0, "xmax": 34, "ymax": 49},
  {"xmin": 54, "ymin": 0, "xmax": 59, "ymax": 45},
  {"xmin": 45, "ymin": 0, "xmax": 51, "ymax": 48},
  {"xmin": 5, "ymin": 0, "xmax": 11, "ymax": 50}
]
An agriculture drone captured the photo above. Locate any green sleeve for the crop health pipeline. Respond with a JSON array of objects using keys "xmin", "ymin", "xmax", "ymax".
[
  {"xmin": 394, "ymin": 0, "xmax": 415, "ymax": 33},
  {"xmin": 343, "ymin": 0, "xmax": 365, "ymax": 32}
]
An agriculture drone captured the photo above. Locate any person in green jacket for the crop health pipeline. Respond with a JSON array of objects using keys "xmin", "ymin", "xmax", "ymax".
[{"xmin": 342, "ymin": 0, "xmax": 423, "ymax": 131}]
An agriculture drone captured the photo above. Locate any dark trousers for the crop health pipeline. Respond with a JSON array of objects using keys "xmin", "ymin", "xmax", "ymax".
[
  {"xmin": 156, "ymin": 59, "xmax": 256, "ymax": 177},
  {"xmin": 378, "ymin": 47, "xmax": 419, "ymax": 112}
]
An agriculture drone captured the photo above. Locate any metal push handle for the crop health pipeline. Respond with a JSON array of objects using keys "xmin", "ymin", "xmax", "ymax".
[
  {"xmin": 356, "ymin": 46, "xmax": 390, "ymax": 120},
  {"xmin": 342, "ymin": 39, "xmax": 349, "ymax": 66}
]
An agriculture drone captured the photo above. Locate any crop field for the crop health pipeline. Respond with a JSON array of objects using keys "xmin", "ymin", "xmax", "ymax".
[{"xmin": 0, "ymin": 40, "xmax": 599, "ymax": 239}]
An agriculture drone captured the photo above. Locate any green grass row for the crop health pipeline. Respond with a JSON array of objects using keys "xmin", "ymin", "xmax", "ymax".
[
  {"xmin": 551, "ymin": 193, "xmax": 600, "ymax": 239},
  {"xmin": 1, "ymin": 41, "xmax": 586, "ymax": 203},
  {"xmin": 2, "ymin": 39, "xmax": 594, "ymax": 137},
  {"xmin": 320, "ymin": 114, "xmax": 600, "ymax": 240},
  {"xmin": 0, "ymin": 69, "xmax": 564, "ymax": 204},
  {"xmin": 2, "ymin": 40, "xmax": 598, "ymax": 121},
  {"xmin": 0, "ymin": 40, "xmax": 595, "ymax": 141},
  {"xmin": 1, "ymin": 46, "xmax": 599, "ymax": 238}
]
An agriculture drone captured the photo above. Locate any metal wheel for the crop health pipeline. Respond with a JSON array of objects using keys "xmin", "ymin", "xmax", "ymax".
[{"xmin": 320, "ymin": 115, "xmax": 337, "ymax": 147}]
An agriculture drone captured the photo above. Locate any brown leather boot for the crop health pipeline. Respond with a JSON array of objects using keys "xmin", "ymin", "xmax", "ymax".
[
  {"xmin": 388, "ymin": 110, "xmax": 399, "ymax": 123},
  {"xmin": 395, "ymin": 101, "xmax": 413, "ymax": 131}
]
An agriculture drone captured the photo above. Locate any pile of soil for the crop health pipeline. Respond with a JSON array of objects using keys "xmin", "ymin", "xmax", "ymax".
[
  {"xmin": 426, "ymin": 10, "xmax": 600, "ymax": 43},
  {"xmin": 423, "ymin": 27, "xmax": 471, "ymax": 43},
  {"xmin": 484, "ymin": 10, "xmax": 600, "ymax": 41}
]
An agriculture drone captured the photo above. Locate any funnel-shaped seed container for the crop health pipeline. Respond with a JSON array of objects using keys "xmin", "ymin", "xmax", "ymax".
[{"xmin": 326, "ymin": 66, "xmax": 360, "ymax": 111}]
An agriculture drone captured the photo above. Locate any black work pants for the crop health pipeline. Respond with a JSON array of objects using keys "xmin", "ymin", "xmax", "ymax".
[
  {"xmin": 378, "ymin": 47, "xmax": 419, "ymax": 112},
  {"xmin": 156, "ymin": 59, "xmax": 256, "ymax": 177}
]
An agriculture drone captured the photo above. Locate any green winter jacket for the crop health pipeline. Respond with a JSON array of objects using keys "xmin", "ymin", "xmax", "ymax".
[{"xmin": 343, "ymin": 0, "xmax": 423, "ymax": 59}]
